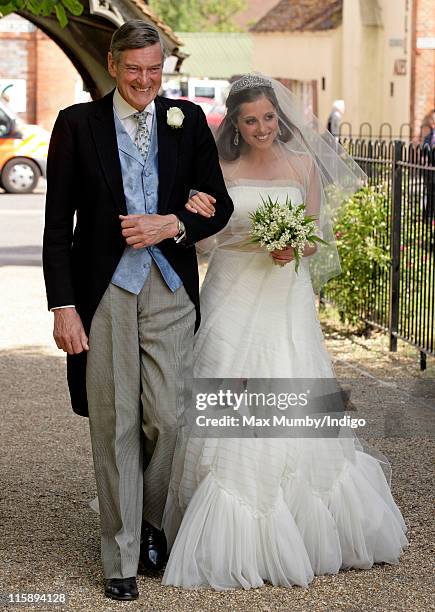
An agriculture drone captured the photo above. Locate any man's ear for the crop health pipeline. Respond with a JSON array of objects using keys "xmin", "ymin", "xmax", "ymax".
[{"xmin": 107, "ymin": 52, "xmax": 116, "ymax": 78}]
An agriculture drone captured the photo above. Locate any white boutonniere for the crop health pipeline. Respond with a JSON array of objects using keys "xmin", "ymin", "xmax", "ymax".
[{"xmin": 167, "ymin": 107, "xmax": 184, "ymax": 129}]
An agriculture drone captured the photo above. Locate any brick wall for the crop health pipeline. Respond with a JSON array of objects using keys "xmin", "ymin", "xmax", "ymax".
[
  {"xmin": 0, "ymin": 35, "xmax": 29, "ymax": 80},
  {"xmin": 412, "ymin": 0, "xmax": 435, "ymax": 139},
  {"xmin": 0, "ymin": 32, "xmax": 34, "ymax": 122},
  {"xmin": 35, "ymin": 30, "xmax": 79, "ymax": 132}
]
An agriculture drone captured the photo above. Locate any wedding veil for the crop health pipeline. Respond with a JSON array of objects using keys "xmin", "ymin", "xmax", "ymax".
[{"xmin": 204, "ymin": 74, "xmax": 367, "ymax": 292}]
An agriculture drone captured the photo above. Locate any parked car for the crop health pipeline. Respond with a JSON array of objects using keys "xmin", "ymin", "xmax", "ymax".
[
  {"xmin": 0, "ymin": 99, "xmax": 49, "ymax": 194},
  {"xmin": 175, "ymin": 96, "xmax": 226, "ymax": 134}
]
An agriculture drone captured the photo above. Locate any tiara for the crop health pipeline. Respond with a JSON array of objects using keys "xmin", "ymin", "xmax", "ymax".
[{"xmin": 230, "ymin": 74, "xmax": 273, "ymax": 95}]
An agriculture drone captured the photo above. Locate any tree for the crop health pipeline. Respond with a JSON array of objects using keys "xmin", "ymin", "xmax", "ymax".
[
  {"xmin": 0, "ymin": 0, "xmax": 245, "ymax": 32},
  {"xmin": 0, "ymin": 0, "xmax": 83, "ymax": 28},
  {"xmin": 149, "ymin": 0, "xmax": 246, "ymax": 32}
]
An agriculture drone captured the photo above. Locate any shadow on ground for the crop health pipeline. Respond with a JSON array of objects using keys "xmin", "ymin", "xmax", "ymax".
[{"xmin": 0, "ymin": 246, "xmax": 42, "ymax": 267}]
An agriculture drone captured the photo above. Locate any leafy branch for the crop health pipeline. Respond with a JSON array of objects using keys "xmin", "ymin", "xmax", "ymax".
[
  {"xmin": 0, "ymin": 0, "xmax": 83, "ymax": 28},
  {"xmin": 148, "ymin": 0, "xmax": 246, "ymax": 32}
]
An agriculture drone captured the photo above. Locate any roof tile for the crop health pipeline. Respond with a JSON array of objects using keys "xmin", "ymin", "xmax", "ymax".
[{"xmin": 251, "ymin": 0, "xmax": 343, "ymax": 32}]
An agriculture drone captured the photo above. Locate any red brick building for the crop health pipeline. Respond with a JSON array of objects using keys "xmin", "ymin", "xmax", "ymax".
[{"xmin": 411, "ymin": 0, "xmax": 435, "ymax": 138}]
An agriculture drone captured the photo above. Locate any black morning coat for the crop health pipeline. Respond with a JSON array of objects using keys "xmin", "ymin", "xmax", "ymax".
[{"xmin": 43, "ymin": 91, "xmax": 233, "ymax": 417}]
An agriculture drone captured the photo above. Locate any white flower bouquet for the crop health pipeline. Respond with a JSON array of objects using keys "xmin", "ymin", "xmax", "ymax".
[{"xmin": 249, "ymin": 195, "xmax": 327, "ymax": 270}]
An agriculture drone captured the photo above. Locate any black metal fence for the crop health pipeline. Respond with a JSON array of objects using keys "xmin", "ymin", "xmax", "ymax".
[
  {"xmin": 323, "ymin": 139, "xmax": 434, "ymax": 368},
  {"xmin": 338, "ymin": 122, "xmax": 433, "ymax": 143}
]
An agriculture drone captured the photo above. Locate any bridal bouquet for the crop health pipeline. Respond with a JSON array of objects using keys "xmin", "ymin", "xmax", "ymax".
[{"xmin": 249, "ymin": 195, "xmax": 327, "ymax": 270}]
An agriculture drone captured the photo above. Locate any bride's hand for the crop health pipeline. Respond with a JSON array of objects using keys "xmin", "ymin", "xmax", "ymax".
[
  {"xmin": 303, "ymin": 243, "xmax": 317, "ymax": 257},
  {"xmin": 185, "ymin": 192, "xmax": 216, "ymax": 218},
  {"xmin": 271, "ymin": 246, "xmax": 295, "ymax": 264},
  {"xmin": 271, "ymin": 243, "xmax": 318, "ymax": 264}
]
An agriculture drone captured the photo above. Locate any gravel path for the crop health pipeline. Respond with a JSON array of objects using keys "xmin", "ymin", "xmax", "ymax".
[{"xmin": 1, "ymin": 266, "xmax": 433, "ymax": 612}]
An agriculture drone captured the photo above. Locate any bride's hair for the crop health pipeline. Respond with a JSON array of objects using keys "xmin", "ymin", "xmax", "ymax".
[{"xmin": 216, "ymin": 85, "xmax": 298, "ymax": 161}]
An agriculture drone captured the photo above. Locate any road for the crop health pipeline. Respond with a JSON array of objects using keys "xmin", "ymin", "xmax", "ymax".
[
  {"xmin": 0, "ymin": 185, "xmax": 45, "ymax": 266},
  {"xmin": 0, "ymin": 185, "xmax": 54, "ymax": 351}
]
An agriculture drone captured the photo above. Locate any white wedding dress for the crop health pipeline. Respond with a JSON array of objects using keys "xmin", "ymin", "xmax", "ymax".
[{"xmin": 162, "ymin": 182, "xmax": 408, "ymax": 590}]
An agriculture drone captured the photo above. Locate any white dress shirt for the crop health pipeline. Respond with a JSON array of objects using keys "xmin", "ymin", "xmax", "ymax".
[{"xmin": 113, "ymin": 87, "xmax": 155, "ymax": 142}]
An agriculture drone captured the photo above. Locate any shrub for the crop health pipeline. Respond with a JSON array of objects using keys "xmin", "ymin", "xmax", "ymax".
[{"xmin": 324, "ymin": 185, "xmax": 391, "ymax": 325}]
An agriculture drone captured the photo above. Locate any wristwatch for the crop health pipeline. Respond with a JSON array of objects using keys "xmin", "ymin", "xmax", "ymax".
[{"xmin": 174, "ymin": 217, "xmax": 186, "ymax": 244}]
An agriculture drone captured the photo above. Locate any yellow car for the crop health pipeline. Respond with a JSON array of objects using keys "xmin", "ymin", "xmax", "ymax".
[{"xmin": 0, "ymin": 99, "xmax": 48, "ymax": 194}]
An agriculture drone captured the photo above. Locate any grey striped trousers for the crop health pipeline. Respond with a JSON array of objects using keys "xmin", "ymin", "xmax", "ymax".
[{"xmin": 86, "ymin": 263, "xmax": 195, "ymax": 578}]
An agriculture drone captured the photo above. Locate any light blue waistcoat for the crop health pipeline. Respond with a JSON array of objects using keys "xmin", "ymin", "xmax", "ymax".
[{"xmin": 111, "ymin": 112, "xmax": 182, "ymax": 294}]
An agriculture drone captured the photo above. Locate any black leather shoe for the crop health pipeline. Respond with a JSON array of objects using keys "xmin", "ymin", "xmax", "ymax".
[
  {"xmin": 105, "ymin": 577, "xmax": 138, "ymax": 601},
  {"xmin": 139, "ymin": 521, "xmax": 167, "ymax": 572}
]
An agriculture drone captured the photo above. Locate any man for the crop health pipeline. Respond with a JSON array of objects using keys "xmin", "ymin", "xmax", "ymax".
[
  {"xmin": 423, "ymin": 110, "xmax": 435, "ymax": 223},
  {"xmin": 43, "ymin": 20, "xmax": 233, "ymax": 601},
  {"xmin": 327, "ymin": 99, "xmax": 345, "ymax": 138}
]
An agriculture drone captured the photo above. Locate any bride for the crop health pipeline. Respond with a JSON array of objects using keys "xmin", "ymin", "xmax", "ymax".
[{"xmin": 162, "ymin": 75, "xmax": 408, "ymax": 589}]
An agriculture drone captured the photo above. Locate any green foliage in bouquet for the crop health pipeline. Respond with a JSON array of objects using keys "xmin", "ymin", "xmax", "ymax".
[
  {"xmin": 0, "ymin": 0, "xmax": 83, "ymax": 28},
  {"xmin": 325, "ymin": 185, "xmax": 391, "ymax": 325}
]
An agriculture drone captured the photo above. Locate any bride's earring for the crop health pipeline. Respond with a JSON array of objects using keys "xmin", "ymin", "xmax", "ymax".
[
  {"xmin": 233, "ymin": 127, "xmax": 239, "ymax": 146},
  {"xmin": 277, "ymin": 122, "xmax": 283, "ymax": 137}
]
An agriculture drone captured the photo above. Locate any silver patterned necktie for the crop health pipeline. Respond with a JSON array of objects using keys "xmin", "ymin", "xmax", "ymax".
[{"xmin": 133, "ymin": 110, "xmax": 150, "ymax": 161}]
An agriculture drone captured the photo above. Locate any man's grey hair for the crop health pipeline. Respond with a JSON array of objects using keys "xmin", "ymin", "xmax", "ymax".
[{"xmin": 110, "ymin": 20, "xmax": 167, "ymax": 62}]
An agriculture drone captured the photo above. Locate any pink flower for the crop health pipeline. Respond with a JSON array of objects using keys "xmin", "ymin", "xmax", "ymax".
[
  {"xmin": 335, "ymin": 231, "xmax": 342, "ymax": 239},
  {"xmin": 400, "ymin": 245, "xmax": 405, "ymax": 251}
]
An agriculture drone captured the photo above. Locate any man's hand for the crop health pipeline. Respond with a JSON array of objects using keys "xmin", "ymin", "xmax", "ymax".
[
  {"xmin": 53, "ymin": 307, "xmax": 89, "ymax": 354},
  {"xmin": 271, "ymin": 243, "xmax": 317, "ymax": 264},
  {"xmin": 185, "ymin": 192, "xmax": 216, "ymax": 218},
  {"xmin": 119, "ymin": 213, "xmax": 178, "ymax": 248}
]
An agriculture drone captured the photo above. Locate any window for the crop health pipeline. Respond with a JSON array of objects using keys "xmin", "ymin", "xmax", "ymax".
[
  {"xmin": 194, "ymin": 86, "xmax": 215, "ymax": 99},
  {"xmin": 0, "ymin": 107, "xmax": 12, "ymax": 137}
]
